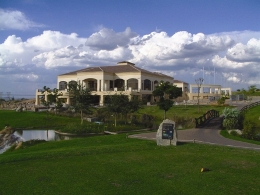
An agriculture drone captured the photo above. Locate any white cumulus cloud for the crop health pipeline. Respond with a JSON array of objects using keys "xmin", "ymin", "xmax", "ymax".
[
  {"xmin": 85, "ymin": 27, "xmax": 137, "ymax": 50},
  {"xmin": 1, "ymin": 28, "xmax": 260, "ymax": 93},
  {"xmin": 226, "ymin": 38, "xmax": 260, "ymax": 63},
  {"xmin": 0, "ymin": 8, "xmax": 44, "ymax": 30}
]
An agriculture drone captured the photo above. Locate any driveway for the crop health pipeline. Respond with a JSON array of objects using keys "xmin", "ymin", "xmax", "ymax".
[
  {"xmin": 129, "ymin": 127, "xmax": 260, "ymax": 150},
  {"xmin": 129, "ymin": 101, "xmax": 260, "ymax": 150}
]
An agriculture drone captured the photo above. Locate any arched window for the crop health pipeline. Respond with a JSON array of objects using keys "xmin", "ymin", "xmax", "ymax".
[
  {"xmin": 68, "ymin": 80, "xmax": 77, "ymax": 90},
  {"xmin": 59, "ymin": 81, "xmax": 67, "ymax": 90},
  {"xmin": 114, "ymin": 79, "xmax": 125, "ymax": 90},
  {"xmin": 127, "ymin": 78, "xmax": 138, "ymax": 90}
]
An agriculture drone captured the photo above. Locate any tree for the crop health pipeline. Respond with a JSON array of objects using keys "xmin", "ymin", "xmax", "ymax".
[
  {"xmin": 105, "ymin": 94, "xmax": 142, "ymax": 126},
  {"xmin": 106, "ymin": 94, "xmax": 128, "ymax": 127},
  {"xmin": 153, "ymin": 81, "xmax": 182, "ymax": 119},
  {"xmin": 68, "ymin": 81, "xmax": 93, "ymax": 124},
  {"xmin": 238, "ymin": 85, "xmax": 257, "ymax": 101},
  {"xmin": 195, "ymin": 78, "xmax": 204, "ymax": 113},
  {"xmin": 41, "ymin": 86, "xmax": 63, "ymax": 115},
  {"xmin": 122, "ymin": 96, "xmax": 142, "ymax": 124}
]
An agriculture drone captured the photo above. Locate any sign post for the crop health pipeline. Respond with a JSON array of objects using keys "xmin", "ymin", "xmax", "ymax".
[{"xmin": 156, "ymin": 119, "xmax": 177, "ymax": 146}]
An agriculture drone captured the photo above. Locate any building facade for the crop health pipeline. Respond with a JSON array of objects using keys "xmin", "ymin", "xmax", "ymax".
[{"xmin": 35, "ymin": 61, "xmax": 174, "ymax": 106}]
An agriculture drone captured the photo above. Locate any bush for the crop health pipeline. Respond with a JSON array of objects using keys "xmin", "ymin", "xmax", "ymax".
[
  {"xmin": 222, "ymin": 107, "xmax": 241, "ymax": 130},
  {"xmin": 171, "ymin": 115, "xmax": 195, "ymax": 129},
  {"xmin": 241, "ymin": 119, "xmax": 259, "ymax": 140},
  {"xmin": 60, "ymin": 123, "xmax": 104, "ymax": 134},
  {"xmin": 230, "ymin": 130, "xmax": 239, "ymax": 137},
  {"xmin": 223, "ymin": 117, "xmax": 239, "ymax": 130},
  {"xmin": 141, "ymin": 114, "xmax": 154, "ymax": 128},
  {"xmin": 217, "ymin": 97, "xmax": 226, "ymax": 106}
]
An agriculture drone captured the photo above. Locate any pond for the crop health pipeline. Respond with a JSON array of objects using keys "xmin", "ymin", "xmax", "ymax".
[{"xmin": 0, "ymin": 130, "xmax": 76, "ymax": 154}]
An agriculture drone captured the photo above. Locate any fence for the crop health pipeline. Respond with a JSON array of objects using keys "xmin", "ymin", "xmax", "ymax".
[
  {"xmin": 195, "ymin": 109, "xmax": 219, "ymax": 128},
  {"xmin": 240, "ymin": 101, "xmax": 260, "ymax": 113}
]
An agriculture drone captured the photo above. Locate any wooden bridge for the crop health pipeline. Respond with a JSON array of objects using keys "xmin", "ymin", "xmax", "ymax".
[{"xmin": 195, "ymin": 109, "xmax": 220, "ymax": 128}]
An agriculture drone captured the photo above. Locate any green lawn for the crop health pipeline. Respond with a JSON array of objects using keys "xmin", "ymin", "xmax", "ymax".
[
  {"xmin": 139, "ymin": 104, "xmax": 226, "ymax": 118},
  {"xmin": 243, "ymin": 105, "xmax": 260, "ymax": 127},
  {"xmin": 0, "ymin": 110, "xmax": 81, "ymax": 129},
  {"xmin": 1, "ymin": 134, "xmax": 260, "ymax": 195},
  {"xmin": 138, "ymin": 104, "xmax": 227, "ymax": 128},
  {"xmin": 1, "ymin": 105, "xmax": 228, "ymax": 131}
]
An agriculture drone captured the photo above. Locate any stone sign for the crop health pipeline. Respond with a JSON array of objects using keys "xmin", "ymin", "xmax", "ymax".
[{"xmin": 156, "ymin": 119, "xmax": 177, "ymax": 146}]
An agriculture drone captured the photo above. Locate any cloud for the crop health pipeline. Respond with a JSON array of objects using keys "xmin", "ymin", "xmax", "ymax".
[
  {"xmin": 226, "ymin": 38, "xmax": 260, "ymax": 63},
  {"xmin": 0, "ymin": 8, "xmax": 44, "ymax": 30},
  {"xmin": 131, "ymin": 31, "xmax": 234, "ymax": 61},
  {"xmin": 85, "ymin": 27, "xmax": 137, "ymax": 50},
  {"xmin": 1, "ymin": 28, "xmax": 260, "ymax": 95},
  {"xmin": 0, "ymin": 31, "xmax": 87, "ymax": 68},
  {"xmin": 13, "ymin": 73, "xmax": 39, "ymax": 82}
]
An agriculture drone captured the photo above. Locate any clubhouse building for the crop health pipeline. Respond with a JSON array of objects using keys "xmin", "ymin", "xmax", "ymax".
[{"xmin": 35, "ymin": 61, "xmax": 174, "ymax": 106}]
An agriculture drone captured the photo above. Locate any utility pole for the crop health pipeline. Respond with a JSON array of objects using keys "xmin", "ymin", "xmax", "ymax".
[
  {"xmin": 7, "ymin": 92, "xmax": 11, "ymax": 100},
  {"xmin": 195, "ymin": 78, "xmax": 204, "ymax": 113}
]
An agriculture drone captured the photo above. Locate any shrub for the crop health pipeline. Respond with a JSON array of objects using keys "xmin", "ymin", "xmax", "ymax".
[
  {"xmin": 222, "ymin": 107, "xmax": 240, "ymax": 118},
  {"xmin": 217, "ymin": 97, "xmax": 226, "ymax": 106},
  {"xmin": 230, "ymin": 130, "xmax": 239, "ymax": 137},
  {"xmin": 222, "ymin": 107, "xmax": 241, "ymax": 130},
  {"xmin": 60, "ymin": 123, "xmax": 104, "ymax": 134},
  {"xmin": 241, "ymin": 119, "xmax": 259, "ymax": 140},
  {"xmin": 223, "ymin": 117, "xmax": 239, "ymax": 130},
  {"xmin": 141, "ymin": 114, "xmax": 154, "ymax": 128}
]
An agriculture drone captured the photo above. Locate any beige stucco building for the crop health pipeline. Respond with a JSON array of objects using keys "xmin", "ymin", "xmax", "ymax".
[
  {"xmin": 188, "ymin": 83, "xmax": 232, "ymax": 100},
  {"xmin": 35, "ymin": 61, "xmax": 173, "ymax": 106}
]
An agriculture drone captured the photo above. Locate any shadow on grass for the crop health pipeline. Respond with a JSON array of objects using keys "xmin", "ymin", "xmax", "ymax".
[{"xmin": 177, "ymin": 141, "xmax": 192, "ymax": 146}]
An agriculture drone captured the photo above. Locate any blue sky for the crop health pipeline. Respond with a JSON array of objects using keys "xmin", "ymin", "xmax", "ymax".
[{"xmin": 1, "ymin": 0, "xmax": 260, "ymax": 99}]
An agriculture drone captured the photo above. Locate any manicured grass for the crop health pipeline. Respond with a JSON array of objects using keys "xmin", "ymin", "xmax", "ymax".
[
  {"xmin": 1, "ymin": 134, "xmax": 260, "ymax": 195},
  {"xmin": 139, "ymin": 104, "xmax": 226, "ymax": 119},
  {"xmin": 0, "ymin": 110, "xmax": 81, "ymax": 129},
  {"xmin": 137, "ymin": 104, "xmax": 227, "ymax": 127},
  {"xmin": 243, "ymin": 105, "xmax": 260, "ymax": 127},
  {"xmin": 0, "ymin": 105, "xmax": 228, "ymax": 130},
  {"xmin": 220, "ymin": 130, "xmax": 260, "ymax": 145}
]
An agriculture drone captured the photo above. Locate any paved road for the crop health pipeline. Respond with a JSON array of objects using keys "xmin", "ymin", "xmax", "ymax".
[{"xmin": 129, "ymin": 101, "xmax": 260, "ymax": 150}]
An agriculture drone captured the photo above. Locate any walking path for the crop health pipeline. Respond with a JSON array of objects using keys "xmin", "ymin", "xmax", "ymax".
[{"xmin": 129, "ymin": 101, "xmax": 260, "ymax": 150}]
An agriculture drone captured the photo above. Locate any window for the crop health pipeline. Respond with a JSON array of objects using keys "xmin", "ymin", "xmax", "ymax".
[
  {"xmin": 144, "ymin": 79, "xmax": 151, "ymax": 90},
  {"xmin": 59, "ymin": 81, "xmax": 67, "ymax": 90}
]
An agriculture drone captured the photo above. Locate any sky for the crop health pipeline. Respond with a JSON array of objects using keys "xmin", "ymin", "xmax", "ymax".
[{"xmin": 1, "ymin": 0, "xmax": 260, "ymax": 99}]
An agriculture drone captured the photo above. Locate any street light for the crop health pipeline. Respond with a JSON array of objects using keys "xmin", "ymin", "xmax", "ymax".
[{"xmin": 195, "ymin": 78, "xmax": 204, "ymax": 113}]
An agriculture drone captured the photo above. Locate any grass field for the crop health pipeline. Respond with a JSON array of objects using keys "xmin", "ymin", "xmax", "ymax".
[
  {"xmin": 0, "ymin": 110, "xmax": 81, "ymax": 129},
  {"xmin": 243, "ymin": 105, "xmax": 260, "ymax": 127},
  {"xmin": 1, "ymin": 134, "xmax": 260, "ymax": 195},
  {"xmin": 0, "ymin": 104, "xmax": 227, "ymax": 131},
  {"xmin": 138, "ymin": 104, "xmax": 226, "ymax": 121}
]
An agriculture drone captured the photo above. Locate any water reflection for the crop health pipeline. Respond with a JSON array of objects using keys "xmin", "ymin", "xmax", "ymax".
[
  {"xmin": 0, "ymin": 130, "xmax": 75, "ymax": 154},
  {"xmin": 14, "ymin": 130, "xmax": 73, "ymax": 141}
]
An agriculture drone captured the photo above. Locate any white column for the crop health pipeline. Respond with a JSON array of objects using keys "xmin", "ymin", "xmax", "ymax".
[
  {"xmin": 200, "ymin": 87, "xmax": 203, "ymax": 93},
  {"xmin": 44, "ymin": 91, "xmax": 48, "ymax": 101},
  {"xmin": 66, "ymin": 97, "xmax": 70, "ymax": 105},
  {"xmin": 101, "ymin": 79, "xmax": 104, "ymax": 91},
  {"xmin": 97, "ymin": 80, "xmax": 100, "ymax": 91},
  {"xmin": 99, "ymin": 95, "xmax": 104, "ymax": 106},
  {"xmin": 104, "ymin": 81, "xmax": 107, "ymax": 91},
  {"xmin": 138, "ymin": 79, "xmax": 142, "ymax": 91}
]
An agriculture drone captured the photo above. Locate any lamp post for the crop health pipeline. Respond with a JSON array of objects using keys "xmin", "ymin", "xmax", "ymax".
[{"xmin": 195, "ymin": 78, "xmax": 204, "ymax": 113}]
